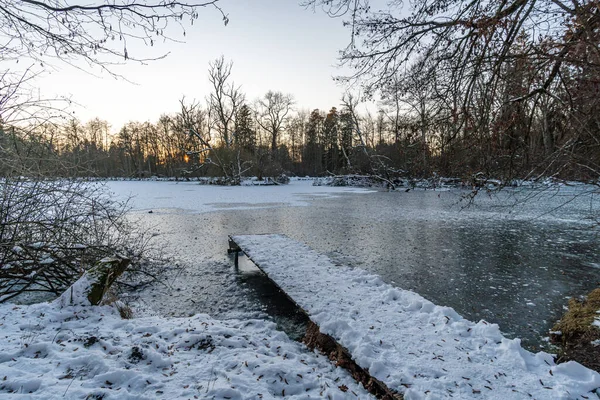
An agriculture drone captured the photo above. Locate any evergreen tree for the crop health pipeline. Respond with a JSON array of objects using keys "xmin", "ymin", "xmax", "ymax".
[
  {"xmin": 322, "ymin": 107, "xmax": 339, "ymax": 173},
  {"xmin": 234, "ymin": 104, "xmax": 256, "ymax": 152},
  {"xmin": 303, "ymin": 109, "xmax": 324, "ymax": 175}
]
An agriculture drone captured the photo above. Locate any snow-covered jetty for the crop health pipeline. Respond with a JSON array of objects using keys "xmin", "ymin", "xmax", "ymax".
[{"xmin": 230, "ymin": 234, "xmax": 600, "ymax": 400}]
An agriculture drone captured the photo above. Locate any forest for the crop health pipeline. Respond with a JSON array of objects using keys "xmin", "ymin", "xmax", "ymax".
[
  {"xmin": 4, "ymin": 66, "xmax": 598, "ymax": 185},
  {"xmin": 3, "ymin": 11, "xmax": 599, "ymax": 185},
  {"xmin": 1, "ymin": 1, "xmax": 599, "ymax": 187}
]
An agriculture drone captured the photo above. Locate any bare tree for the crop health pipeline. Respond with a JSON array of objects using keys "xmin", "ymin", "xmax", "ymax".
[
  {"xmin": 182, "ymin": 58, "xmax": 250, "ymax": 183},
  {"xmin": 180, "ymin": 98, "xmax": 251, "ymax": 184},
  {"xmin": 255, "ymin": 91, "xmax": 294, "ymax": 153},
  {"xmin": 207, "ymin": 56, "xmax": 244, "ymax": 148},
  {"xmin": 0, "ymin": 0, "xmax": 230, "ymax": 175},
  {"xmin": 341, "ymin": 92, "xmax": 399, "ymax": 187},
  {"xmin": 306, "ymin": 0, "xmax": 600, "ymax": 188},
  {"xmin": 305, "ymin": 0, "xmax": 599, "ymax": 101},
  {"xmin": 0, "ymin": 180, "xmax": 146, "ymax": 302}
]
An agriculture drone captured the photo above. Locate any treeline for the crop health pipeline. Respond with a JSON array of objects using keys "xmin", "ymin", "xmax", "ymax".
[{"xmin": 2, "ymin": 53, "xmax": 599, "ymax": 183}]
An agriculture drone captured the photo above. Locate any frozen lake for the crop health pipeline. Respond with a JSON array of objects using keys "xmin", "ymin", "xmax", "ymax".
[{"xmin": 108, "ymin": 179, "xmax": 600, "ymax": 349}]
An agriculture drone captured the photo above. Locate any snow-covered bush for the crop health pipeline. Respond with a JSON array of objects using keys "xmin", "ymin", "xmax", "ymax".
[
  {"xmin": 275, "ymin": 173, "xmax": 290, "ymax": 185},
  {"xmin": 313, "ymin": 175, "xmax": 379, "ymax": 187}
]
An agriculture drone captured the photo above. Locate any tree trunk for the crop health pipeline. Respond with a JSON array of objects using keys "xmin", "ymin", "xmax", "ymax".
[{"xmin": 271, "ymin": 131, "xmax": 278, "ymax": 153}]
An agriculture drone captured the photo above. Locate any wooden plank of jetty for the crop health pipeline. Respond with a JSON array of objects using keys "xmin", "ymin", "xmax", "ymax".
[
  {"xmin": 229, "ymin": 234, "xmax": 399, "ymax": 399},
  {"xmin": 228, "ymin": 234, "xmax": 600, "ymax": 400}
]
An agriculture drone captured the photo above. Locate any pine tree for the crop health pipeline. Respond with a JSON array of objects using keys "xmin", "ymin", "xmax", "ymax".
[
  {"xmin": 234, "ymin": 104, "xmax": 256, "ymax": 152},
  {"xmin": 322, "ymin": 107, "xmax": 340, "ymax": 173},
  {"xmin": 303, "ymin": 109, "xmax": 324, "ymax": 175}
]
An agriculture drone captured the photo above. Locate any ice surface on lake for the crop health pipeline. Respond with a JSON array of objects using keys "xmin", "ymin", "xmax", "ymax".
[
  {"xmin": 105, "ymin": 179, "xmax": 600, "ymax": 349},
  {"xmin": 107, "ymin": 179, "xmax": 375, "ymax": 213}
]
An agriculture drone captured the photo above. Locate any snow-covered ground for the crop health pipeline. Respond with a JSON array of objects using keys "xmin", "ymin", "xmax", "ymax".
[
  {"xmin": 106, "ymin": 179, "xmax": 375, "ymax": 214},
  {"xmin": 232, "ymin": 234, "xmax": 600, "ymax": 400},
  {"xmin": 0, "ymin": 301, "xmax": 374, "ymax": 399}
]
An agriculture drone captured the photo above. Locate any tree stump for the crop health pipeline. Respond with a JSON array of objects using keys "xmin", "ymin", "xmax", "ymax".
[{"xmin": 55, "ymin": 255, "xmax": 130, "ymax": 307}]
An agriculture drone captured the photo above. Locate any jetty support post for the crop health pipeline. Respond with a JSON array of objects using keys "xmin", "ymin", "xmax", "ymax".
[{"xmin": 227, "ymin": 237, "xmax": 241, "ymax": 267}]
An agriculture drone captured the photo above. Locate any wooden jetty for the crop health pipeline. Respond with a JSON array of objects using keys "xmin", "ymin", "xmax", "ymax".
[
  {"xmin": 228, "ymin": 234, "xmax": 600, "ymax": 400},
  {"xmin": 229, "ymin": 234, "xmax": 399, "ymax": 399}
]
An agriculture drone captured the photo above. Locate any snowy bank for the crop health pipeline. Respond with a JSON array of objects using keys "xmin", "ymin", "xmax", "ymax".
[
  {"xmin": 232, "ymin": 234, "xmax": 600, "ymax": 400},
  {"xmin": 0, "ymin": 302, "xmax": 374, "ymax": 399}
]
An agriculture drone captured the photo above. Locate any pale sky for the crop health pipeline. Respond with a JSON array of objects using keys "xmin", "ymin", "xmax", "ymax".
[{"xmin": 33, "ymin": 1, "xmax": 355, "ymax": 132}]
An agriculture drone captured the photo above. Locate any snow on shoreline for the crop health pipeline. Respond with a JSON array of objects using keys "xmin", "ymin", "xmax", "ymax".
[
  {"xmin": 232, "ymin": 234, "xmax": 600, "ymax": 400},
  {"xmin": 0, "ymin": 302, "xmax": 375, "ymax": 399}
]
